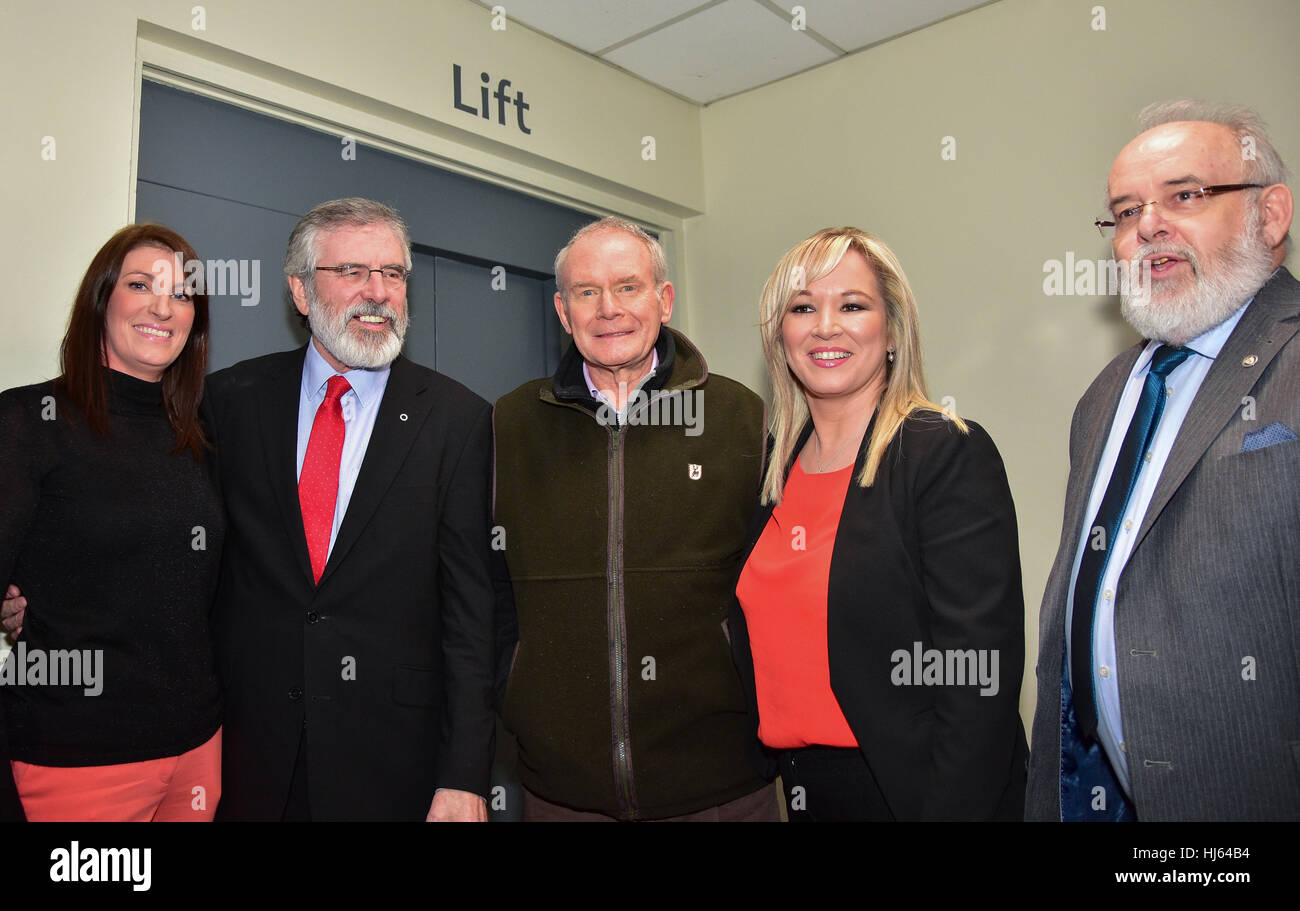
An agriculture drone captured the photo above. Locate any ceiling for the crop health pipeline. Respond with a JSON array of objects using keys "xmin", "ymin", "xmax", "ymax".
[{"xmin": 472, "ymin": 0, "xmax": 995, "ymax": 104}]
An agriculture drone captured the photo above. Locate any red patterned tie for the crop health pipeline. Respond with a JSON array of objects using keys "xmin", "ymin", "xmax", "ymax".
[{"xmin": 299, "ymin": 375, "xmax": 351, "ymax": 584}]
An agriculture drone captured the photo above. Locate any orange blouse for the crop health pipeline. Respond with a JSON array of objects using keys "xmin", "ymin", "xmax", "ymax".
[{"xmin": 735, "ymin": 456, "xmax": 858, "ymax": 749}]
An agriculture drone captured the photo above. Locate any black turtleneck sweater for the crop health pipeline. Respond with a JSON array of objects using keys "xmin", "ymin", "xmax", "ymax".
[{"xmin": 0, "ymin": 370, "xmax": 223, "ymax": 765}]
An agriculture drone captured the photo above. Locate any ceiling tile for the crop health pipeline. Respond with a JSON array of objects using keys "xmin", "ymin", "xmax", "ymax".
[
  {"xmin": 475, "ymin": 0, "xmax": 714, "ymax": 54},
  {"xmin": 770, "ymin": 0, "xmax": 987, "ymax": 52},
  {"xmin": 603, "ymin": 0, "xmax": 836, "ymax": 103}
]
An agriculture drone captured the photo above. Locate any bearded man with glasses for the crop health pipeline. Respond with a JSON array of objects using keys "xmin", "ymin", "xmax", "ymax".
[
  {"xmin": 1027, "ymin": 101, "xmax": 1298, "ymax": 821},
  {"xmin": 205, "ymin": 198, "xmax": 505, "ymax": 821}
]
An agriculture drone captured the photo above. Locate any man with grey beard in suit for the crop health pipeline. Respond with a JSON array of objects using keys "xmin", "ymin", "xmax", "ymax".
[{"xmin": 1027, "ymin": 100, "xmax": 1298, "ymax": 821}]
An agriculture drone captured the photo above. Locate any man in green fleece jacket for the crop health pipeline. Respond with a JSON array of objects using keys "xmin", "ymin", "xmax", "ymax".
[{"xmin": 493, "ymin": 217, "xmax": 778, "ymax": 820}]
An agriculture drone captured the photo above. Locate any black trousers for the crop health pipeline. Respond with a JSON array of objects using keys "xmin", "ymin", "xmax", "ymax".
[
  {"xmin": 282, "ymin": 724, "xmax": 311, "ymax": 822},
  {"xmin": 779, "ymin": 746, "xmax": 893, "ymax": 822}
]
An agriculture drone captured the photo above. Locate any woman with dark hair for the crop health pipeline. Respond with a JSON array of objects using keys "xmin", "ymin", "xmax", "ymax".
[
  {"xmin": 0, "ymin": 224, "xmax": 223, "ymax": 821},
  {"xmin": 730, "ymin": 227, "xmax": 1027, "ymax": 821}
]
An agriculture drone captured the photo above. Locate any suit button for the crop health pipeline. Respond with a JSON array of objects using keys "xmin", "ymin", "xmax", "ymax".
[
  {"xmin": 306, "ymin": 610, "xmax": 320, "ymax": 624},
  {"xmin": 288, "ymin": 687, "xmax": 303, "ymax": 701}
]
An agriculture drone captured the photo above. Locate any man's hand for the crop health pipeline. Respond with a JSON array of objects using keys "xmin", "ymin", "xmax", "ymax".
[
  {"xmin": 1, "ymin": 585, "xmax": 25, "ymax": 638},
  {"xmin": 426, "ymin": 788, "xmax": 488, "ymax": 822}
]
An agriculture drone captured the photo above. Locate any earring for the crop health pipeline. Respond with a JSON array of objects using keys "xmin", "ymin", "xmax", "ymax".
[{"xmin": 887, "ymin": 347, "xmax": 895, "ymax": 363}]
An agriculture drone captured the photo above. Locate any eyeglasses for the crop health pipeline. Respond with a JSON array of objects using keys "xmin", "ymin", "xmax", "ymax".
[
  {"xmin": 1094, "ymin": 184, "xmax": 1264, "ymax": 238},
  {"xmin": 314, "ymin": 264, "xmax": 411, "ymax": 287}
]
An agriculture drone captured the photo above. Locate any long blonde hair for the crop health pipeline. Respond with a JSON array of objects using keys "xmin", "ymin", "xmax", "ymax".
[{"xmin": 758, "ymin": 227, "xmax": 966, "ymax": 505}]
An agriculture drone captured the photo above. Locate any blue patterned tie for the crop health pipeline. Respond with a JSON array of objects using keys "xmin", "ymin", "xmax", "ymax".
[{"xmin": 1070, "ymin": 344, "xmax": 1191, "ymax": 739}]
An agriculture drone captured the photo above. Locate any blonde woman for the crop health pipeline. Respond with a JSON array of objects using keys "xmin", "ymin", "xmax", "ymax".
[{"xmin": 730, "ymin": 227, "xmax": 1027, "ymax": 820}]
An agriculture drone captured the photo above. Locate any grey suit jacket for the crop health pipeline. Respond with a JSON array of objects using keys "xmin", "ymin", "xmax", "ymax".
[{"xmin": 1026, "ymin": 266, "xmax": 1300, "ymax": 821}]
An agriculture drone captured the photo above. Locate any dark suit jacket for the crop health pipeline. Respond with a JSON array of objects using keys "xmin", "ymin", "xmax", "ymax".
[
  {"xmin": 1027, "ymin": 267, "xmax": 1300, "ymax": 821},
  {"xmin": 730, "ymin": 411, "xmax": 1028, "ymax": 820},
  {"xmin": 205, "ymin": 347, "xmax": 500, "ymax": 820}
]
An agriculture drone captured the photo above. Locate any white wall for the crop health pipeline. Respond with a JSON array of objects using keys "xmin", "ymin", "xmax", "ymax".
[{"xmin": 686, "ymin": 0, "xmax": 1300, "ymax": 725}]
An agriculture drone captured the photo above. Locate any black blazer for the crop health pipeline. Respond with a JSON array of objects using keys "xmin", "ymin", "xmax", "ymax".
[
  {"xmin": 205, "ymin": 347, "xmax": 501, "ymax": 820},
  {"xmin": 730, "ymin": 411, "xmax": 1028, "ymax": 820}
]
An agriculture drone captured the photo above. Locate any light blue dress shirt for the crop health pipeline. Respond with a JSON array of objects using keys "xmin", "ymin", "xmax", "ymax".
[
  {"xmin": 1065, "ymin": 299, "xmax": 1250, "ymax": 797},
  {"xmin": 582, "ymin": 349, "xmax": 658, "ymax": 420},
  {"xmin": 295, "ymin": 342, "xmax": 391, "ymax": 561}
]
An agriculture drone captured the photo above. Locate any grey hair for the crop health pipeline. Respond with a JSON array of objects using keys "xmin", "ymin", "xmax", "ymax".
[
  {"xmin": 553, "ymin": 216, "xmax": 667, "ymax": 297},
  {"xmin": 284, "ymin": 197, "xmax": 413, "ymax": 289},
  {"xmin": 1137, "ymin": 99, "xmax": 1289, "ymax": 187}
]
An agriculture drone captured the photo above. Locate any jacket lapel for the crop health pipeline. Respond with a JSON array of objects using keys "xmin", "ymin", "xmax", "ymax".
[
  {"xmin": 259, "ymin": 346, "xmax": 315, "ymax": 587},
  {"xmin": 318, "ymin": 356, "xmax": 433, "ymax": 585},
  {"xmin": 1134, "ymin": 267, "xmax": 1300, "ymax": 548}
]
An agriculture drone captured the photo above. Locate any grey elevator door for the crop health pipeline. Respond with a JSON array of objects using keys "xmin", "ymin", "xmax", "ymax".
[
  {"xmin": 406, "ymin": 252, "xmax": 566, "ymax": 404},
  {"xmin": 135, "ymin": 79, "xmax": 587, "ymax": 400}
]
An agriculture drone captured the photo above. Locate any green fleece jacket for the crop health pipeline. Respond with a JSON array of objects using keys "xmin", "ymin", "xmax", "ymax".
[{"xmin": 494, "ymin": 328, "xmax": 768, "ymax": 819}]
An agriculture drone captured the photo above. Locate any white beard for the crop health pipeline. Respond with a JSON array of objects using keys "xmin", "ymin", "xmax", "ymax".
[
  {"xmin": 1120, "ymin": 207, "xmax": 1276, "ymax": 346},
  {"xmin": 307, "ymin": 288, "xmax": 408, "ymax": 369}
]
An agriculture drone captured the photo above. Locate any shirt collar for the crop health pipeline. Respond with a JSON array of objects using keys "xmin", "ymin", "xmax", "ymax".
[
  {"xmin": 582, "ymin": 348, "xmax": 658, "ymax": 403},
  {"xmin": 1134, "ymin": 295, "xmax": 1253, "ymax": 373},
  {"xmin": 303, "ymin": 339, "xmax": 391, "ymax": 406}
]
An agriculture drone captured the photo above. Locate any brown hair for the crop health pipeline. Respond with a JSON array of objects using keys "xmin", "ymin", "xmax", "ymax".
[{"xmin": 57, "ymin": 224, "xmax": 210, "ymax": 457}]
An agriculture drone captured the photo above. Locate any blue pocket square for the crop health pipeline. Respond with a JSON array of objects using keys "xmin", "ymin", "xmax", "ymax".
[{"xmin": 1242, "ymin": 421, "xmax": 1298, "ymax": 452}]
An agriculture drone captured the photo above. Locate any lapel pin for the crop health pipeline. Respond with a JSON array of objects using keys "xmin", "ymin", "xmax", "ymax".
[
  {"xmin": 399, "ymin": 413, "xmax": 409, "ymax": 421},
  {"xmin": 1242, "ymin": 355, "xmax": 1258, "ymax": 367},
  {"xmin": 688, "ymin": 463, "xmax": 702, "ymax": 480}
]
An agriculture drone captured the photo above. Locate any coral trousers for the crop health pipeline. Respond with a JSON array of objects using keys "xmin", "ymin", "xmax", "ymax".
[{"xmin": 11, "ymin": 727, "xmax": 221, "ymax": 821}]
